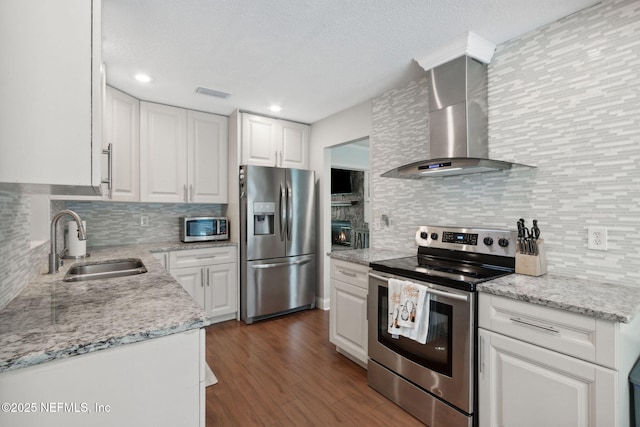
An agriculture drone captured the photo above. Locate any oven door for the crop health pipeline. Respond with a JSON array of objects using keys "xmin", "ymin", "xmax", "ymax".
[{"xmin": 368, "ymin": 271, "xmax": 475, "ymax": 414}]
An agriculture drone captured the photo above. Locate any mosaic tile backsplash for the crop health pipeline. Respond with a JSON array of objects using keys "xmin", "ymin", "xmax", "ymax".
[
  {"xmin": 65, "ymin": 202, "xmax": 223, "ymax": 247},
  {"xmin": 0, "ymin": 192, "xmax": 48, "ymax": 309},
  {"xmin": 371, "ymin": 0, "xmax": 640, "ymax": 285}
]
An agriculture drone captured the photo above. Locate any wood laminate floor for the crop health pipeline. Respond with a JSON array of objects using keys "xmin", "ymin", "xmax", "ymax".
[{"xmin": 204, "ymin": 308, "xmax": 424, "ymax": 426}]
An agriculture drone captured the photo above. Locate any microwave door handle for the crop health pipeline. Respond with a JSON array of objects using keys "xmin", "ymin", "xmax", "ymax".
[{"xmin": 279, "ymin": 184, "xmax": 286, "ymax": 241}]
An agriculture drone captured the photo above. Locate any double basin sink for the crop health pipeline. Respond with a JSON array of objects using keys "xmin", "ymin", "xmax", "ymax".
[{"xmin": 63, "ymin": 258, "xmax": 147, "ymax": 282}]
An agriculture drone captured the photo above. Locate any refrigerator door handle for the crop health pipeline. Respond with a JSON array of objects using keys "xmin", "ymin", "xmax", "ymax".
[
  {"xmin": 251, "ymin": 258, "xmax": 313, "ymax": 269},
  {"xmin": 286, "ymin": 185, "xmax": 293, "ymax": 241},
  {"xmin": 279, "ymin": 184, "xmax": 286, "ymax": 241}
]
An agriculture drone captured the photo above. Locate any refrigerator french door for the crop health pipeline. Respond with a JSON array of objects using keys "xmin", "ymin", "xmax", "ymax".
[{"xmin": 240, "ymin": 165, "xmax": 316, "ymax": 324}]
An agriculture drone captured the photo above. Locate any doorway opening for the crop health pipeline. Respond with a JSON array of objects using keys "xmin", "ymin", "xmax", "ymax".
[{"xmin": 328, "ymin": 138, "xmax": 370, "ymax": 252}]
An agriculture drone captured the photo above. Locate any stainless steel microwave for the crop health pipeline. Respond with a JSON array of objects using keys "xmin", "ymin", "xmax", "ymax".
[{"xmin": 180, "ymin": 216, "xmax": 228, "ymax": 242}]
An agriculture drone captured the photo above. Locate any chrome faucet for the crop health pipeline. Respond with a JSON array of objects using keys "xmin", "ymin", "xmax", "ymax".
[{"xmin": 49, "ymin": 209, "xmax": 87, "ymax": 274}]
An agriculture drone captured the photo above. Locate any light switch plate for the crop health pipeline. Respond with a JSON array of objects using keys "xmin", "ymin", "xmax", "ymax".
[{"xmin": 587, "ymin": 227, "xmax": 607, "ymax": 251}]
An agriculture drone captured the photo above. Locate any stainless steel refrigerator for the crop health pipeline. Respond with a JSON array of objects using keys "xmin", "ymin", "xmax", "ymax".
[{"xmin": 239, "ymin": 165, "xmax": 316, "ymax": 324}]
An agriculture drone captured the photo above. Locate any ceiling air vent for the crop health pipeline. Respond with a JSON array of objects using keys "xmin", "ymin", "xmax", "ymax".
[{"xmin": 195, "ymin": 86, "xmax": 231, "ymax": 99}]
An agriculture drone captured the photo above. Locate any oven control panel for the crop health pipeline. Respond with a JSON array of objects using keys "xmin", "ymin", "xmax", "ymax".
[
  {"xmin": 415, "ymin": 226, "xmax": 516, "ymax": 257},
  {"xmin": 441, "ymin": 231, "xmax": 478, "ymax": 245}
]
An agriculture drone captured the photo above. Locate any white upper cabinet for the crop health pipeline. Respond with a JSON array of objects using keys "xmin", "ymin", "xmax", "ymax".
[
  {"xmin": 188, "ymin": 110, "xmax": 228, "ymax": 203},
  {"xmin": 140, "ymin": 102, "xmax": 228, "ymax": 204},
  {"xmin": 0, "ymin": 0, "xmax": 103, "ymax": 194},
  {"xmin": 280, "ymin": 121, "xmax": 309, "ymax": 168},
  {"xmin": 140, "ymin": 102, "xmax": 188, "ymax": 203},
  {"xmin": 104, "ymin": 86, "xmax": 140, "ymax": 202},
  {"xmin": 241, "ymin": 114, "xmax": 278, "ymax": 167},
  {"xmin": 241, "ymin": 113, "xmax": 309, "ymax": 169}
]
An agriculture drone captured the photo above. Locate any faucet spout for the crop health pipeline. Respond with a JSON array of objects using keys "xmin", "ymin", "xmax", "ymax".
[{"xmin": 49, "ymin": 209, "xmax": 87, "ymax": 274}]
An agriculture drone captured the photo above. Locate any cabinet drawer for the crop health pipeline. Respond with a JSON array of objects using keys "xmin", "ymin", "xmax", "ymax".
[
  {"xmin": 330, "ymin": 259, "xmax": 369, "ymax": 289},
  {"xmin": 479, "ymin": 293, "xmax": 617, "ymax": 368},
  {"xmin": 170, "ymin": 246, "xmax": 237, "ymax": 269}
]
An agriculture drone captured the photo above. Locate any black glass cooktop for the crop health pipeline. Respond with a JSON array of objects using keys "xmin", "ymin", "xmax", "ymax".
[{"xmin": 370, "ymin": 253, "xmax": 514, "ymax": 292}]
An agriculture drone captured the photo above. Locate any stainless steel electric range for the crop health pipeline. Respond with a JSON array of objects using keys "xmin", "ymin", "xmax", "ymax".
[{"xmin": 368, "ymin": 226, "xmax": 516, "ymax": 427}]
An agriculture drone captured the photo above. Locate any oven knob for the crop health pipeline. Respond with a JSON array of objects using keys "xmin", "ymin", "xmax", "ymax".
[
  {"xmin": 498, "ymin": 238, "xmax": 509, "ymax": 247},
  {"xmin": 483, "ymin": 237, "xmax": 494, "ymax": 246},
  {"xmin": 420, "ymin": 232, "xmax": 428, "ymax": 240},
  {"xmin": 430, "ymin": 233, "xmax": 438, "ymax": 240}
]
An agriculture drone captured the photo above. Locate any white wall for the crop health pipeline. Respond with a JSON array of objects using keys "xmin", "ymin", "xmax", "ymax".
[
  {"xmin": 309, "ymin": 101, "xmax": 371, "ymax": 309},
  {"xmin": 331, "ymin": 142, "xmax": 369, "ymax": 171}
]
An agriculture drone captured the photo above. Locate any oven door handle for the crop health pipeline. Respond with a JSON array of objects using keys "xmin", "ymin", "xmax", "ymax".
[{"xmin": 368, "ymin": 273, "xmax": 469, "ymax": 302}]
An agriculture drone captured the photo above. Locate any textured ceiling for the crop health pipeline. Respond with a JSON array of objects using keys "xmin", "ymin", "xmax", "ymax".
[{"xmin": 103, "ymin": 0, "xmax": 599, "ymax": 124}]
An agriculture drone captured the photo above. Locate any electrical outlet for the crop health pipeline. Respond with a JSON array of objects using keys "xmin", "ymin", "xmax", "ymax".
[
  {"xmin": 140, "ymin": 216, "xmax": 149, "ymax": 227},
  {"xmin": 588, "ymin": 227, "xmax": 607, "ymax": 251}
]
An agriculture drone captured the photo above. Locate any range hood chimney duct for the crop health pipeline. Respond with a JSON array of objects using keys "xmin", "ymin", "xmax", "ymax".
[{"xmin": 382, "ymin": 55, "xmax": 533, "ymax": 179}]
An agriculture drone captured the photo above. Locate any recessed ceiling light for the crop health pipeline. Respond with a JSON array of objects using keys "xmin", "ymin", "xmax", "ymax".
[
  {"xmin": 134, "ymin": 73, "xmax": 152, "ymax": 83},
  {"xmin": 269, "ymin": 105, "xmax": 282, "ymax": 113}
]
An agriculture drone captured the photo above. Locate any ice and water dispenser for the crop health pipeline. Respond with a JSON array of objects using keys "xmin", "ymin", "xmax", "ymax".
[{"xmin": 253, "ymin": 202, "xmax": 275, "ymax": 235}]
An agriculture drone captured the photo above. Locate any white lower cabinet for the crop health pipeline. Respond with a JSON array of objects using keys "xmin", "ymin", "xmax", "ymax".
[
  {"xmin": 478, "ymin": 329, "xmax": 615, "ymax": 427},
  {"xmin": 169, "ymin": 247, "xmax": 238, "ymax": 323},
  {"xmin": 329, "ymin": 259, "xmax": 369, "ymax": 367},
  {"xmin": 172, "ymin": 266, "xmax": 205, "ymax": 307},
  {"xmin": 0, "ymin": 329, "xmax": 205, "ymax": 427},
  {"xmin": 478, "ymin": 293, "xmax": 640, "ymax": 427},
  {"xmin": 152, "ymin": 250, "xmax": 168, "ymax": 269}
]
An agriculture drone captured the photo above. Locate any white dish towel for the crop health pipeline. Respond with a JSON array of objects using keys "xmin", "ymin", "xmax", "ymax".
[{"xmin": 387, "ymin": 279, "xmax": 431, "ymax": 344}]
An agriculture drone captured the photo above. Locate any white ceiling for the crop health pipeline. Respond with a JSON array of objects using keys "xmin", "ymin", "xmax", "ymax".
[{"xmin": 103, "ymin": 0, "xmax": 599, "ymax": 124}]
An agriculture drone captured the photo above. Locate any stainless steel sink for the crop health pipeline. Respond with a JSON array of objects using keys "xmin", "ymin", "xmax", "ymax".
[{"xmin": 63, "ymin": 258, "xmax": 147, "ymax": 282}]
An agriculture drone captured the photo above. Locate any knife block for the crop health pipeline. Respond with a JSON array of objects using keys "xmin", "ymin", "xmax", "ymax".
[{"xmin": 515, "ymin": 239, "xmax": 547, "ymax": 276}]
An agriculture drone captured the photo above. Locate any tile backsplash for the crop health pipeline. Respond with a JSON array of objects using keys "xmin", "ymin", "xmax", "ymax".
[
  {"xmin": 371, "ymin": 0, "xmax": 640, "ymax": 286},
  {"xmin": 0, "ymin": 192, "xmax": 48, "ymax": 309},
  {"xmin": 65, "ymin": 202, "xmax": 223, "ymax": 247},
  {"xmin": 0, "ymin": 195, "xmax": 224, "ymax": 309}
]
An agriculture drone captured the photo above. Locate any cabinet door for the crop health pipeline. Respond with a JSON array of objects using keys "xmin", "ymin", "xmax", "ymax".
[
  {"xmin": 0, "ymin": 330, "xmax": 202, "ymax": 427},
  {"xmin": 478, "ymin": 329, "xmax": 616, "ymax": 427},
  {"xmin": 187, "ymin": 111, "xmax": 228, "ymax": 203},
  {"xmin": 279, "ymin": 121, "xmax": 309, "ymax": 169},
  {"xmin": 172, "ymin": 267, "xmax": 205, "ymax": 310},
  {"xmin": 105, "ymin": 86, "xmax": 140, "ymax": 202},
  {"xmin": 140, "ymin": 102, "xmax": 187, "ymax": 202},
  {"xmin": 241, "ymin": 114, "xmax": 278, "ymax": 166},
  {"xmin": 152, "ymin": 251, "xmax": 169, "ymax": 270},
  {"xmin": 0, "ymin": 0, "xmax": 102, "ymax": 191},
  {"xmin": 330, "ymin": 279, "xmax": 368, "ymax": 366},
  {"xmin": 205, "ymin": 263, "xmax": 238, "ymax": 318}
]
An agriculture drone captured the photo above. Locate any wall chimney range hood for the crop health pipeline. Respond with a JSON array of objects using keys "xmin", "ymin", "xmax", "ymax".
[{"xmin": 383, "ymin": 52, "xmax": 533, "ymax": 179}]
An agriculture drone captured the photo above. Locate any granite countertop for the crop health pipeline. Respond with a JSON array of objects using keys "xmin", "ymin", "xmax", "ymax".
[
  {"xmin": 328, "ymin": 248, "xmax": 414, "ymax": 266},
  {"xmin": 478, "ymin": 273, "xmax": 640, "ymax": 323},
  {"xmin": 329, "ymin": 249, "xmax": 640, "ymax": 324},
  {"xmin": 0, "ymin": 240, "xmax": 236, "ymax": 373}
]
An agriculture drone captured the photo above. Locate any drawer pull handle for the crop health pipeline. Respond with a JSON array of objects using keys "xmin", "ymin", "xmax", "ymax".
[
  {"xmin": 509, "ymin": 317, "xmax": 560, "ymax": 334},
  {"xmin": 196, "ymin": 255, "xmax": 215, "ymax": 260},
  {"xmin": 339, "ymin": 269, "xmax": 357, "ymax": 277}
]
